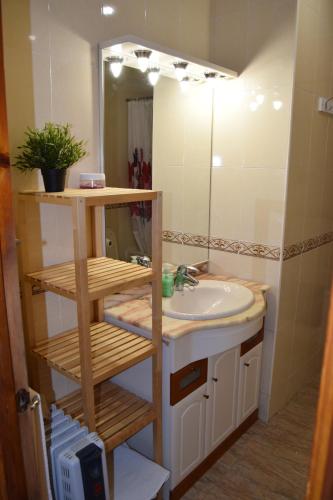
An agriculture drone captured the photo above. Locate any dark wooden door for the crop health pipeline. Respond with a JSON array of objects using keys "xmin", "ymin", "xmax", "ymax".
[{"xmin": 0, "ymin": 1, "xmax": 38, "ymax": 498}]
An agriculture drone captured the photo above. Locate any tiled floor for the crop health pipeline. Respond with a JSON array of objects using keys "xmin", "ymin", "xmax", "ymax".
[{"xmin": 183, "ymin": 378, "xmax": 319, "ymax": 500}]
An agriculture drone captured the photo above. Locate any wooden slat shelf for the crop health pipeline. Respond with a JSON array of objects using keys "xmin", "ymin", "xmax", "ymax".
[
  {"xmin": 19, "ymin": 187, "xmax": 158, "ymax": 206},
  {"xmin": 25, "ymin": 256, "xmax": 154, "ymax": 300},
  {"xmin": 32, "ymin": 322, "xmax": 156, "ymax": 385},
  {"xmin": 55, "ymin": 381, "xmax": 156, "ymax": 451}
]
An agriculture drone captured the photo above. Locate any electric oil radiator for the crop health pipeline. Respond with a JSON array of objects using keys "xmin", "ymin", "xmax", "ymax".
[
  {"xmin": 42, "ymin": 405, "xmax": 170, "ymax": 500},
  {"xmin": 47, "ymin": 406, "xmax": 109, "ymax": 500}
]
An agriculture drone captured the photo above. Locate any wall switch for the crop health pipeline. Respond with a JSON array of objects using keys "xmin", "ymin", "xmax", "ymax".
[{"xmin": 318, "ymin": 96, "xmax": 333, "ymax": 115}]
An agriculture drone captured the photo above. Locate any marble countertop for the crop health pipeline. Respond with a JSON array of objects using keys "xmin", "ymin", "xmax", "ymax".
[{"xmin": 104, "ymin": 273, "xmax": 269, "ymax": 340}]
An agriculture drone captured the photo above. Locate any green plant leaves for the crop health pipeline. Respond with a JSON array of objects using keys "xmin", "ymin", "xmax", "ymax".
[{"xmin": 14, "ymin": 122, "xmax": 87, "ymax": 171}]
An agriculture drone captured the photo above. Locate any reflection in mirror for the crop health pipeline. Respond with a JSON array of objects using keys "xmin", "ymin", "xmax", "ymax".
[{"xmin": 102, "ymin": 44, "xmax": 214, "ymax": 267}]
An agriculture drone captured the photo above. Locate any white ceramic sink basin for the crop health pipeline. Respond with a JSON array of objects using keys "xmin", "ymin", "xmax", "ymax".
[{"xmin": 162, "ymin": 280, "xmax": 254, "ymax": 320}]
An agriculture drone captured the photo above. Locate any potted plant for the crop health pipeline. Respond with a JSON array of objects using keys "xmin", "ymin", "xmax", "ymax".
[{"xmin": 14, "ymin": 122, "xmax": 87, "ymax": 192}]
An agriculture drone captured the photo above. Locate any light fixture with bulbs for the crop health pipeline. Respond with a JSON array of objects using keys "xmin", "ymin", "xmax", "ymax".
[
  {"xmin": 148, "ymin": 67, "xmax": 160, "ymax": 86},
  {"xmin": 134, "ymin": 50, "xmax": 152, "ymax": 72},
  {"xmin": 173, "ymin": 61, "xmax": 188, "ymax": 82},
  {"xmin": 107, "ymin": 56, "xmax": 124, "ymax": 78}
]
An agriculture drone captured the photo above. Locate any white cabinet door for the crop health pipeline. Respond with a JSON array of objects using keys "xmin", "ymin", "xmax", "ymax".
[
  {"xmin": 205, "ymin": 347, "xmax": 239, "ymax": 456},
  {"xmin": 170, "ymin": 384, "xmax": 207, "ymax": 488},
  {"xmin": 237, "ymin": 342, "xmax": 263, "ymax": 425}
]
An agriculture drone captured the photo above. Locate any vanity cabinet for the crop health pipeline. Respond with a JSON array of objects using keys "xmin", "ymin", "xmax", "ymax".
[
  {"xmin": 170, "ymin": 334, "xmax": 263, "ymax": 495},
  {"xmin": 205, "ymin": 347, "xmax": 239, "ymax": 456},
  {"xmin": 237, "ymin": 342, "xmax": 263, "ymax": 425},
  {"xmin": 171, "ymin": 383, "xmax": 207, "ymax": 487}
]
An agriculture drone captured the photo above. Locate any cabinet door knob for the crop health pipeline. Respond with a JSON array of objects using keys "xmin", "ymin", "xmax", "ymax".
[
  {"xmin": 203, "ymin": 394, "xmax": 210, "ymax": 399},
  {"xmin": 212, "ymin": 377, "xmax": 218, "ymax": 382},
  {"xmin": 244, "ymin": 362, "xmax": 250, "ymax": 367}
]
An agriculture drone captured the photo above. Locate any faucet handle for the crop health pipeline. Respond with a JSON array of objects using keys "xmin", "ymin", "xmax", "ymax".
[{"xmin": 186, "ymin": 265, "xmax": 200, "ymax": 275}]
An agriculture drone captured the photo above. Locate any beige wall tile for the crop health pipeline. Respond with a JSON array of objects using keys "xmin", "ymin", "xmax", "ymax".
[
  {"xmin": 183, "ymin": 85, "xmax": 212, "ymax": 169},
  {"xmin": 183, "ymin": 168, "xmax": 211, "ymax": 235},
  {"xmin": 289, "ymin": 88, "xmax": 315, "ymax": 169},
  {"xmin": 239, "ymin": 168, "xmax": 286, "ymax": 247},
  {"xmin": 294, "ymin": 2, "xmax": 319, "ymax": 94},
  {"xmin": 242, "ymin": 86, "xmax": 292, "ymax": 170},
  {"xmin": 162, "ymin": 241, "xmax": 208, "ymax": 267},
  {"xmin": 212, "ymin": 79, "xmax": 246, "ymax": 168},
  {"xmin": 210, "ymin": 167, "xmax": 242, "ymax": 240},
  {"xmin": 283, "ymin": 164, "xmax": 308, "ymax": 246}
]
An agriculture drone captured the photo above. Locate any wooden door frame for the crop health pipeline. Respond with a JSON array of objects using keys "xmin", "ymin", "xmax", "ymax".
[
  {"xmin": 0, "ymin": 2, "xmax": 39, "ymax": 498},
  {"xmin": 307, "ymin": 282, "xmax": 333, "ymax": 499}
]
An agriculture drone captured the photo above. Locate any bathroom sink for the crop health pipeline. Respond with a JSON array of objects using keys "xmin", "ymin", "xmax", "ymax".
[{"xmin": 162, "ymin": 280, "xmax": 254, "ymax": 320}]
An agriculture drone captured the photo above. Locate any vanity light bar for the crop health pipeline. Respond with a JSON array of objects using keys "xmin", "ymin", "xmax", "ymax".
[{"xmin": 106, "ymin": 48, "xmax": 228, "ymax": 86}]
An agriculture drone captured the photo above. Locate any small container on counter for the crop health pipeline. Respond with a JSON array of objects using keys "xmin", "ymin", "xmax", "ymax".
[
  {"xmin": 162, "ymin": 263, "xmax": 174, "ymax": 298},
  {"xmin": 80, "ymin": 173, "xmax": 106, "ymax": 189}
]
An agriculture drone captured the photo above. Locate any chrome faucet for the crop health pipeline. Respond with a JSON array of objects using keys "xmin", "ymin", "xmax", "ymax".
[
  {"xmin": 136, "ymin": 256, "xmax": 151, "ymax": 268},
  {"xmin": 175, "ymin": 265, "xmax": 199, "ymax": 291}
]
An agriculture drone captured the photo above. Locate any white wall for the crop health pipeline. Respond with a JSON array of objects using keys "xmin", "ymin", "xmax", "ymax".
[
  {"xmin": 208, "ymin": 0, "xmax": 297, "ymax": 420},
  {"xmin": 28, "ymin": 0, "xmax": 211, "ymax": 397}
]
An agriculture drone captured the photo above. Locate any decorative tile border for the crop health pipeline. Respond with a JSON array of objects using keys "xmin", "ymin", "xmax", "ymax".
[
  {"xmin": 283, "ymin": 231, "xmax": 333, "ymax": 260},
  {"xmin": 162, "ymin": 230, "xmax": 281, "ymax": 261},
  {"xmin": 162, "ymin": 230, "xmax": 209, "ymax": 249},
  {"xmin": 162, "ymin": 230, "xmax": 333, "ymax": 262},
  {"xmin": 209, "ymin": 236, "xmax": 281, "ymax": 260}
]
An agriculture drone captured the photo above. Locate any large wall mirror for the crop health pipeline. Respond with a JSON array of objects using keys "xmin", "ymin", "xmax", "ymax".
[{"xmin": 100, "ymin": 37, "xmax": 233, "ymax": 266}]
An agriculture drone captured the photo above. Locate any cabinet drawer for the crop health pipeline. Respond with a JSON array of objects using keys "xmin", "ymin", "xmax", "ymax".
[
  {"xmin": 240, "ymin": 326, "xmax": 264, "ymax": 356},
  {"xmin": 170, "ymin": 359, "xmax": 208, "ymax": 406}
]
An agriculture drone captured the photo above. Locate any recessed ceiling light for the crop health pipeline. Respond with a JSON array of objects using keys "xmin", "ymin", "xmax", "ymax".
[{"xmin": 102, "ymin": 5, "xmax": 115, "ymax": 16}]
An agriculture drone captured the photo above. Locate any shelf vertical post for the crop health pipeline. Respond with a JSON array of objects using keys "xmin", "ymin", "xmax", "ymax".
[
  {"xmin": 72, "ymin": 197, "xmax": 96, "ymax": 431},
  {"xmin": 91, "ymin": 206, "xmax": 104, "ymax": 322},
  {"xmin": 151, "ymin": 191, "xmax": 163, "ymax": 466}
]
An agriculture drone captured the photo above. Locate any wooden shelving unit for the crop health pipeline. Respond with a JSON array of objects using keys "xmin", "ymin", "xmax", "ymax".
[
  {"xmin": 26, "ymin": 257, "xmax": 154, "ymax": 300},
  {"xmin": 32, "ymin": 322, "xmax": 157, "ymax": 385},
  {"xmin": 55, "ymin": 381, "xmax": 157, "ymax": 450},
  {"xmin": 19, "ymin": 187, "xmax": 163, "ymax": 493}
]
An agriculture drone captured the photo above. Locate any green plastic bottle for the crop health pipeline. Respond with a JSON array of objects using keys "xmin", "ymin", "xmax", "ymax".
[{"xmin": 162, "ymin": 264, "xmax": 174, "ymax": 298}]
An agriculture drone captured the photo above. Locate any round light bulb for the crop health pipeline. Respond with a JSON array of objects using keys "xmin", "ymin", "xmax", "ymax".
[
  {"xmin": 108, "ymin": 56, "xmax": 123, "ymax": 78},
  {"xmin": 205, "ymin": 72, "xmax": 218, "ymax": 89},
  {"xmin": 273, "ymin": 100, "xmax": 283, "ymax": 110},
  {"xmin": 148, "ymin": 68, "xmax": 160, "ymax": 86},
  {"xmin": 135, "ymin": 50, "xmax": 152, "ymax": 73},
  {"xmin": 180, "ymin": 76, "xmax": 190, "ymax": 92},
  {"xmin": 173, "ymin": 62, "xmax": 188, "ymax": 82}
]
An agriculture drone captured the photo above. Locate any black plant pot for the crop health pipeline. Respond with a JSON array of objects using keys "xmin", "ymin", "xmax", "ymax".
[{"xmin": 41, "ymin": 168, "xmax": 67, "ymax": 193}]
